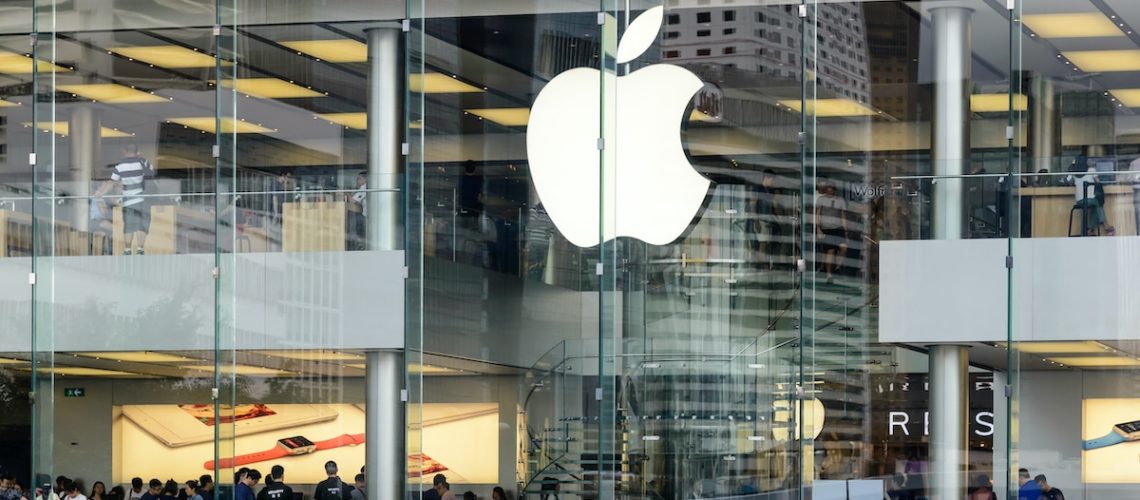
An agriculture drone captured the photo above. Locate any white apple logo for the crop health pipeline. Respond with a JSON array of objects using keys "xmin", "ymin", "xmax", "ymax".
[{"xmin": 527, "ymin": 6, "xmax": 711, "ymax": 247}]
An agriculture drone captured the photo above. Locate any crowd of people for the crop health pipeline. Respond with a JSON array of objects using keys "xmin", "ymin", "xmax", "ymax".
[{"xmin": 0, "ymin": 461, "xmax": 369, "ymax": 500}]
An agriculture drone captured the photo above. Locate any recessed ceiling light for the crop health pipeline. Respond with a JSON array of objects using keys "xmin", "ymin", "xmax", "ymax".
[
  {"xmin": 1022, "ymin": 13, "xmax": 1124, "ymax": 38},
  {"xmin": 24, "ymin": 122, "xmax": 133, "ymax": 138},
  {"xmin": 57, "ymin": 83, "xmax": 168, "ymax": 103},
  {"xmin": 465, "ymin": 108, "xmax": 530, "ymax": 126},
  {"xmin": 219, "ymin": 78, "xmax": 323, "ymax": 99},
  {"xmin": 75, "ymin": 351, "xmax": 196, "ymax": 363},
  {"xmin": 970, "ymin": 93, "xmax": 1028, "ymax": 112},
  {"xmin": 1063, "ymin": 49, "xmax": 1140, "ymax": 72},
  {"xmin": 777, "ymin": 98, "xmax": 876, "ymax": 117},
  {"xmin": 0, "ymin": 53, "xmax": 70, "ymax": 74},
  {"xmin": 169, "ymin": 117, "xmax": 274, "ymax": 134},
  {"xmin": 409, "ymin": 73, "xmax": 484, "ymax": 94},
  {"xmin": 110, "ymin": 46, "xmax": 220, "ymax": 69},
  {"xmin": 281, "ymin": 40, "xmax": 367, "ymax": 63},
  {"xmin": 317, "ymin": 113, "xmax": 366, "ymax": 130}
]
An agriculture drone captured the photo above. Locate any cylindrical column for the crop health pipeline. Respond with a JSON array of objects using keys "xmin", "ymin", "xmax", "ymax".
[
  {"xmin": 1029, "ymin": 75, "xmax": 1057, "ymax": 173},
  {"xmin": 69, "ymin": 107, "xmax": 101, "ymax": 231},
  {"xmin": 931, "ymin": 7, "xmax": 972, "ymax": 240},
  {"xmin": 929, "ymin": 345, "xmax": 968, "ymax": 499},
  {"xmin": 366, "ymin": 350, "xmax": 404, "ymax": 500},
  {"xmin": 366, "ymin": 26, "xmax": 404, "ymax": 251}
]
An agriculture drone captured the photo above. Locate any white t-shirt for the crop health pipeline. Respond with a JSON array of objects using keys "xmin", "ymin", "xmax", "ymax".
[
  {"xmin": 1074, "ymin": 170, "xmax": 1096, "ymax": 202},
  {"xmin": 127, "ymin": 489, "xmax": 144, "ymax": 500}
]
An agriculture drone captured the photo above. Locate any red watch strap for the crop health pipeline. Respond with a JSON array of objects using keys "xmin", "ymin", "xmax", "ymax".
[
  {"xmin": 204, "ymin": 446, "xmax": 290, "ymax": 470},
  {"xmin": 314, "ymin": 433, "xmax": 365, "ymax": 450}
]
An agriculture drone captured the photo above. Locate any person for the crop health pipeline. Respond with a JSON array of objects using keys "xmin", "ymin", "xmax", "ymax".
[
  {"xmin": 54, "ymin": 478, "xmax": 68, "ymax": 498},
  {"xmin": 421, "ymin": 475, "xmax": 445, "ymax": 500},
  {"xmin": 257, "ymin": 466, "xmax": 291, "ymax": 500},
  {"xmin": 160, "ymin": 482, "xmax": 177, "ymax": 500},
  {"xmin": 270, "ymin": 171, "xmax": 293, "ymax": 225},
  {"xmin": 96, "ymin": 144, "xmax": 157, "ymax": 255},
  {"xmin": 233, "ymin": 470, "xmax": 248, "ymax": 488},
  {"xmin": 815, "ymin": 181, "xmax": 848, "ymax": 283},
  {"xmin": 433, "ymin": 482, "xmax": 455, "ymax": 500},
  {"xmin": 1130, "ymin": 155, "xmax": 1140, "ymax": 236},
  {"xmin": 140, "ymin": 480, "xmax": 161, "ymax": 500},
  {"xmin": 753, "ymin": 169, "xmax": 787, "ymax": 269},
  {"xmin": 348, "ymin": 475, "xmax": 364, "ymax": 500},
  {"xmin": 89, "ymin": 483, "xmax": 106, "ymax": 500},
  {"xmin": 1, "ymin": 477, "xmax": 21, "ymax": 500},
  {"xmin": 461, "ymin": 493, "xmax": 475, "ymax": 500},
  {"xmin": 195, "ymin": 477, "xmax": 212, "ymax": 500},
  {"xmin": 127, "ymin": 479, "xmax": 145, "ymax": 500},
  {"xmin": 181, "ymin": 482, "xmax": 201, "ymax": 500},
  {"xmin": 969, "ymin": 474, "xmax": 996, "ymax": 500},
  {"xmin": 107, "ymin": 487, "xmax": 125, "ymax": 500},
  {"xmin": 62, "ymin": 482, "xmax": 85, "ymax": 500},
  {"xmin": 313, "ymin": 461, "xmax": 351, "ymax": 500},
  {"xmin": 1018, "ymin": 468, "xmax": 1042, "ymax": 500},
  {"xmin": 1073, "ymin": 166, "xmax": 1115, "ymax": 235},
  {"xmin": 346, "ymin": 171, "xmax": 367, "ymax": 251},
  {"xmin": 1035, "ymin": 475, "xmax": 1064, "ymax": 500},
  {"xmin": 90, "ymin": 179, "xmax": 114, "ymax": 254},
  {"xmin": 491, "ymin": 486, "xmax": 507, "ymax": 500},
  {"xmin": 235, "ymin": 471, "xmax": 258, "ymax": 500}
]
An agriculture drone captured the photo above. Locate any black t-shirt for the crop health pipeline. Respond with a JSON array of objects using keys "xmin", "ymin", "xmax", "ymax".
[
  {"xmin": 313, "ymin": 478, "xmax": 351, "ymax": 500},
  {"xmin": 1042, "ymin": 488, "xmax": 1064, "ymax": 500},
  {"xmin": 458, "ymin": 173, "xmax": 484, "ymax": 213},
  {"xmin": 258, "ymin": 483, "xmax": 293, "ymax": 500},
  {"xmin": 421, "ymin": 488, "xmax": 440, "ymax": 500}
]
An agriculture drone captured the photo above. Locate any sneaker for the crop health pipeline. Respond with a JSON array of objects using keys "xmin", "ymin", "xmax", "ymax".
[
  {"xmin": 137, "ymin": 249, "xmax": 145, "ymax": 255},
  {"xmin": 124, "ymin": 249, "xmax": 132, "ymax": 256}
]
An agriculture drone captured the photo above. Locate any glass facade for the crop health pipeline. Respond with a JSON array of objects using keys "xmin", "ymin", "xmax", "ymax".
[{"xmin": 3, "ymin": 1, "xmax": 1140, "ymax": 500}]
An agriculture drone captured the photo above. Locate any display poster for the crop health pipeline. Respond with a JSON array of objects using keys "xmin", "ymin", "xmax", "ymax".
[
  {"xmin": 1083, "ymin": 398, "xmax": 1140, "ymax": 484},
  {"xmin": 115, "ymin": 403, "xmax": 498, "ymax": 484}
]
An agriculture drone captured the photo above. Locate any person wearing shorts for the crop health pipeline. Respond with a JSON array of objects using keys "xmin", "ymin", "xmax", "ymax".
[
  {"xmin": 96, "ymin": 144, "xmax": 155, "ymax": 255},
  {"xmin": 815, "ymin": 181, "xmax": 848, "ymax": 283}
]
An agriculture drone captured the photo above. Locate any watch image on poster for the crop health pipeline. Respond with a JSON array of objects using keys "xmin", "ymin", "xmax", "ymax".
[
  {"xmin": 115, "ymin": 403, "xmax": 498, "ymax": 484},
  {"xmin": 1082, "ymin": 398, "xmax": 1140, "ymax": 483}
]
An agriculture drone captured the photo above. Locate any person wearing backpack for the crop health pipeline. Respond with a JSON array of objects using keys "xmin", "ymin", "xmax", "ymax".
[{"xmin": 313, "ymin": 462, "xmax": 351, "ymax": 500}]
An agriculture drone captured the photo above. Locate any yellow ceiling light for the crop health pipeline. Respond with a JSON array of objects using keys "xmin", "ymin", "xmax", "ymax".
[
  {"xmin": 318, "ymin": 112, "xmax": 367, "ymax": 130},
  {"xmin": 1109, "ymin": 89, "xmax": 1140, "ymax": 107},
  {"xmin": 0, "ymin": 99, "xmax": 18, "ymax": 107},
  {"xmin": 24, "ymin": 122, "xmax": 133, "ymax": 138},
  {"xmin": 778, "ymin": 98, "xmax": 876, "ymax": 117},
  {"xmin": 465, "ymin": 108, "xmax": 530, "ymax": 126},
  {"xmin": 254, "ymin": 350, "xmax": 364, "ymax": 361},
  {"xmin": 281, "ymin": 40, "xmax": 368, "ymax": 63},
  {"xmin": 220, "ymin": 78, "xmax": 324, "ymax": 99},
  {"xmin": 75, "ymin": 351, "xmax": 196, "ymax": 363},
  {"xmin": 57, "ymin": 83, "xmax": 168, "ymax": 104},
  {"xmin": 998, "ymin": 341, "xmax": 1110, "ymax": 354},
  {"xmin": 690, "ymin": 109, "xmax": 718, "ymax": 122},
  {"xmin": 1022, "ymin": 13, "xmax": 1124, "ymax": 39},
  {"xmin": 181, "ymin": 364, "xmax": 293, "ymax": 376},
  {"xmin": 34, "ymin": 367, "xmax": 140, "ymax": 377},
  {"xmin": 409, "ymin": 73, "xmax": 484, "ymax": 94},
  {"xmin": 110, "ymin": 46, "xmax": 220, "ymax": 69},
  {"xmin": 970, "ymin": 93, "xmax": 1028, "ymax": 113},
  {"xmin": 0, "ymin": 358, "xmax": 25, "ymax": 364},
  {"xmin": 169, "ymin": 117, "xmax": 274, "ymax": 134},
  {"xmin": 1063, "ymin": 49, "xmax": 1140, "ymax": 72},
  {"xmin": 1047, "ymin": 356, "xmax": 1140, "ymax": 368},
  {"xmin": 0, "ymin": 53, "xmax": 70, "ymax": 74}
]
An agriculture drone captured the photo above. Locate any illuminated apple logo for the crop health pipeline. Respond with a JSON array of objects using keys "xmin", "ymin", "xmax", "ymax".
[{"xmin": 526, "ymin": 6, "xmax": 710, "ymax": 247}]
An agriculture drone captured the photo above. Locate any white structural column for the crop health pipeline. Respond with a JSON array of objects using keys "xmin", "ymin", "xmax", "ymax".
[
  {"xmin": 69, "ymin": 107, "xmax": 101, "ymax": 231},
  {"xmin": 929, "ymin": 345, "xmax": 969, "ymax": 499},
  {"xmin": 366, "ymin": 350, "xmax": 404, "ymax": 500},
  {"xmin": 929, "ymin": 6, "xmax": 972, "ymax": 500},
  {"xmin": 366, "ymin": 26, "xmax": 403, "ymax": 251},
  {"xmin": 1029, "ymin": 75, "xmax": 1057, "ymax": 174},
  {"xmin": 931, "ymin": 6, "xmax": 971, "ymax": 240}
]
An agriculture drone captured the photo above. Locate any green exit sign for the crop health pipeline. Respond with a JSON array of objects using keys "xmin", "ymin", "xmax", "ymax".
[{"xmin": 63, "ymin": 388, "xmax": 85, "ymax": 398}]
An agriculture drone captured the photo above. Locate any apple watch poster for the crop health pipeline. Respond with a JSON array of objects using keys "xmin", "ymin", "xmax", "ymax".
[{"xmin": 115, "ymin": 403, "xmax": 498, "ymax": 484}]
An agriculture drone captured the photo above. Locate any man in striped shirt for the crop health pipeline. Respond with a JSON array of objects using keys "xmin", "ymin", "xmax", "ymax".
[{"xmin": 96, "ymin": 144, "xmax": 156, "ymax": 254}]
